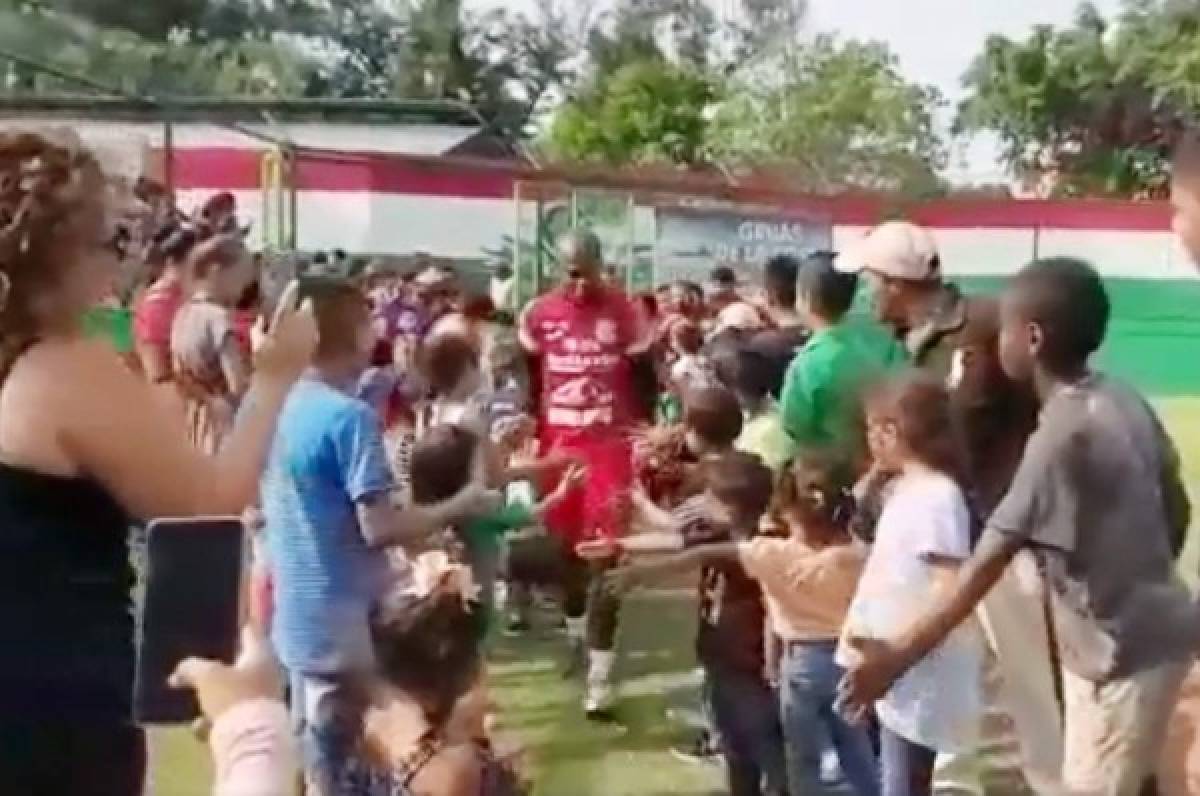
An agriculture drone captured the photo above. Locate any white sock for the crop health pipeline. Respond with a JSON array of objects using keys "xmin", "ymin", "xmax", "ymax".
[
  {"xmin": 588, "ymin": 649, "xmax": 616, "ymax": 684},
  {"xmin": 565, "ymin": 617, "xmax": 586, "ymax": 644}
]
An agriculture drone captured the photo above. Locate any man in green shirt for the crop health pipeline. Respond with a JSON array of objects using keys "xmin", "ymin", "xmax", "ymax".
[{"xmin": 780, "ymin": 252, "xmax": 905, "ymax": 461}]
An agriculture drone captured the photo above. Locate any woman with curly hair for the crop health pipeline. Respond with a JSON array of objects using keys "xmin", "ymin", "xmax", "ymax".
[{"xmin": 0, "ymin": 131, "xmax": 315, "ymax": 794}]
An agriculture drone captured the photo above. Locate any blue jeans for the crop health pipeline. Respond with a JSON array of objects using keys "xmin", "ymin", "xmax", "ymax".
[
  {"xmin": 288, "ymin": 671, "xmax": 357, "ymax": 794},
  {"xmin": 706, "ymin": 664, "xmax": 787, "ymax": 796},
  {"xmin": 879, "ymin": 726, "xmax": 936, "ymax": 796},
  {"xmin": 780, "ymin": 640, "xmax": 879, "ymax": 796}
]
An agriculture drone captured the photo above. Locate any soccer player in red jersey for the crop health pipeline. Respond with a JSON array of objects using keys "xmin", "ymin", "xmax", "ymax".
[{"xmin": 518, "ymin": 229, "xmax": 653, "ymax": 717}]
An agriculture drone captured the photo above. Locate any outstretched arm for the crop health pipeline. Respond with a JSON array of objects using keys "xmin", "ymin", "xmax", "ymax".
[
  {"xmin": 620, "ymin": 531, "xmax": 687, "ymax": 554},
  {"xmin": 357, "ymin": 485, "xmax": 500, "ymax": 549},
  {"xmin": 630, "ymin": 487, "xmax": 676, "ymax": 533},
  {"xmin": 839, "ymin": 528, "xmax": 1021, "ymax": 710},
  {"xmin": 608, "ymin": 542, "xmax": 740, "ymax": 592}
]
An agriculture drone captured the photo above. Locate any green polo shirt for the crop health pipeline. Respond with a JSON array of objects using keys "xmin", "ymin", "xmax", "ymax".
[
  {"xmin": 780, "ymin": 316, "xmax": 907, "ymax": 457},
  {"xmin": 464, "ymin": 499, "xmax": 536, "ymax": 557},
  {"xmin": 82, "ymin": 305, "xmax": 134, "ymax": 354},
  {"xmin": 736, "ymin": 406, "xmax": 796, "ymax": 475}
]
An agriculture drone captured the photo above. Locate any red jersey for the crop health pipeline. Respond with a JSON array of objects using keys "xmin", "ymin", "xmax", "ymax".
[
  {"xmin": 520, "ymin": 286, "xmax": 650, "ymax": 435},
  {"xmin": 133, "ymin": 277, "xmax": 184, "ymax": 349}
]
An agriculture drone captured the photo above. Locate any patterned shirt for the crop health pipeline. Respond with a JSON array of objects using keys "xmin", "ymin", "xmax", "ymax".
[{"xmin": 519, "ymin": 286, "xmax": 649, "ymax": 434}]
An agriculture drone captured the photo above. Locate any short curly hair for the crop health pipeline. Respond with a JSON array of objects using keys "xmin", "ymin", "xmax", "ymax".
[{"xmin": 1009, "ymin": 257, "xmax": 1110, "ymax": 366}]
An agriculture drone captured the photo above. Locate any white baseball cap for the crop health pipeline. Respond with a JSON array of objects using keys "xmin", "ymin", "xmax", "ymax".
[
  {"xmin": 711, "ymin": 300, "xmax": 766, "ymax": 336},
  {"xmin": 834, "ymin": 221, "xmax": 940, "ymax": 281}
]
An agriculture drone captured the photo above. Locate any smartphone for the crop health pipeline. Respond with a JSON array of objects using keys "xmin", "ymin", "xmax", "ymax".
[{"xmin": 133, "ymin": 517, "xmax": 245, "ymax": 725}]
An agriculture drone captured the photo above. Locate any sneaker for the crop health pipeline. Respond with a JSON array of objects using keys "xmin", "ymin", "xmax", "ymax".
[
  {"xmin": 669, "ymin": 735, "xmax": 721, "ymax": 766},
  {"xmin": 504, "ymin": 615, "xmax": 531, "ymax": 637},
  {"xmin": 820, "ymin": 745, "xmax": 845, "ymax": 786},
  {"xmin": 664, "ymin": 706, "xmax": 706, "ymax": 730},
  {"xmin": 584, "ymin": 681, "xmax": 615, "ymax": 720}
]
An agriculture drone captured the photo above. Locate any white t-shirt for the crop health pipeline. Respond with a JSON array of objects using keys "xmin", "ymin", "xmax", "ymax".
[
  {"xmin": 422, "ymin": 393, "xmax": 490, "ymax": 437},
  {"xmin": 670, "ymin": 354, "xmax": 714, "ymax": 392},
  {"xmin": 838, "ymin": 469, "xmax": 983, "ymax": 753}
]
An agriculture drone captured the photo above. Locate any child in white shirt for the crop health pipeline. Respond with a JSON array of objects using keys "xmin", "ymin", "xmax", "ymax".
[
  {"xmin": 838, "ymin": 373, "xmax": 984, "ymax": 796},
  {"xmin": 668, "ymin": 319, "xmax": 715, "ymax": 395}
]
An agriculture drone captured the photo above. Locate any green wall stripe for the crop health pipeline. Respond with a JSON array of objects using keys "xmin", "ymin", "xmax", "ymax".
[{"xmin": 954, "ymin": 277, "xmax": 1200, "ymax": 396}]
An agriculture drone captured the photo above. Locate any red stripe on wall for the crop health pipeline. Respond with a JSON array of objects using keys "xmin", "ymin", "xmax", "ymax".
[
  {"xmin": 172, "ymin": 147, "xmax": 515, "ymax": 198},
  {"xmin": 169, "ymin": 147, "xmax": 1173, "ymax": 231}
]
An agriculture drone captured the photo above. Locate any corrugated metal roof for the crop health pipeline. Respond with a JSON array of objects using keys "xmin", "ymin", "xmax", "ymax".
[
  {"xmin": 4, "ymin": 117, "xmax": 480, "ymax": 155},
  {"xmin": 0, "ymin": 95, "xmax": 485, "ymax": 126}
]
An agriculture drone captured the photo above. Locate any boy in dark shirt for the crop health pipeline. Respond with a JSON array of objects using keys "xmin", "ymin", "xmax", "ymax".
[
  {"xmin": 842, "ymin": 257, "xmax": 1195, "ymax": 795},
  {"xmin": 615, "ymin": 451, "xmax": 786, "ymax": 796}
]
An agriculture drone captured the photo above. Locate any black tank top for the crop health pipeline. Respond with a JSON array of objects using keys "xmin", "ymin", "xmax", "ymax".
[{"xmin": 0, "ymin": 462, "xmax": 133, "ymax": 721}]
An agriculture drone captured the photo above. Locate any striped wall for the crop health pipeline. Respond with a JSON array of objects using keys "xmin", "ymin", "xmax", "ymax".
[{"xmin": 167, "ymin": 149, "xmax": 1200, "ymax": 395}]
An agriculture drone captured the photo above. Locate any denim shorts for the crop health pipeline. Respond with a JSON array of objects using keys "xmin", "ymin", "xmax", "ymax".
[{"xmin": 288, "ymin": 671, "xmax": 357, "ymax": 791}]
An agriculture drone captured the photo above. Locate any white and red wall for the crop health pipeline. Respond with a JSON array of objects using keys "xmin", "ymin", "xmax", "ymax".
[{"xmin": 41, "ymin": 119, "xmax": 1196, "ymax": 395}]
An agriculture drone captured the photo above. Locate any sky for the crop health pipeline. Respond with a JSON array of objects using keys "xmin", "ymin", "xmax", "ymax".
[{"xmin": 465, "ymin": 0, "xmax": 1125, "ymax": 182}]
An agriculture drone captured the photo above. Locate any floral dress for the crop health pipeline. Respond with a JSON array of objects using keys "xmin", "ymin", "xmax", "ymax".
[
  {"xmin": 170, "ymin": 298, "xmax": 240, "ymax": 454},
  {"xmin": 335, "ymin": 733, "xmax": 525, "ymax": 796}
]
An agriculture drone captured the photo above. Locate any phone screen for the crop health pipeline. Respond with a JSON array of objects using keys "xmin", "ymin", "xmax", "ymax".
[{"xmin": 133, "ymin": 518, "xmax": 244, "ymax": 725}]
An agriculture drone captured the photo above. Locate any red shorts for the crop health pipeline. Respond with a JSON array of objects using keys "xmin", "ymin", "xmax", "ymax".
[{"xmin": 540, "ymin": 429, "xmax": 634, "ymax": 543}]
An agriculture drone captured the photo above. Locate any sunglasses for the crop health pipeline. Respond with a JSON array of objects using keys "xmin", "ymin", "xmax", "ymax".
[{"xmin": 99, "ymin": 226, "xmax": 130, "ymax": 259}]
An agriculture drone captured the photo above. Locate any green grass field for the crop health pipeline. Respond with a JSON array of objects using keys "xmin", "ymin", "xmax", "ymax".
[{"xmin": 149, "ymin": 399, "xmax": 1200, "ymax": 796}]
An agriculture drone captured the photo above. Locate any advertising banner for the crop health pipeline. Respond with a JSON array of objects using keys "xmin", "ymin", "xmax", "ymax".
[{"xmin": 655, "ymin": 205, "xmax": 832, "ymax": 285}]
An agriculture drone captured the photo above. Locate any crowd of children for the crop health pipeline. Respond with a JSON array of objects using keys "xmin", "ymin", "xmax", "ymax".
[
  {"xmin": 93, "ymin": 174, "xmax": 1199, "ymax": 796},
  {"xmin": 9, "ymin": 123, "xmax": 1200, "ymax": 796}
]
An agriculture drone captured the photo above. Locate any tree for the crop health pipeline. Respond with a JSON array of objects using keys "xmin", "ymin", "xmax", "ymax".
[
  {"xmin": 0, "ymin": 0, "xmax": 575, "ymax": 140},
  {"xmin": 724, "ymin": 0, "xmax": 808, "ymax": 68},
  {"xmin": 0, "ymin": 1, "xmax": 312, "ymax": 97},
  {"xmin": 52, "ymin": 0, "xmax": 211, "ymax": 39},
  {"xmin": 546, "ymin": 58, "xmax": 719, "ymax": 166},
  {"xmin": 956, "ymin": 0, "xmax": 1200, "ymax": 198},
  {"xmin": 708, "ymin": 34, "xmax": 946, "ymax": 194},
  {"xmin": 458, "ymin": 3, "xmax": 580, "ymax": 139}
]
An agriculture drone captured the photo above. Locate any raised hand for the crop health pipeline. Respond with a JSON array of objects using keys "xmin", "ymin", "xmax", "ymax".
[
  {"xmin": 168, "ymin": 627, "xmax": 284, "ymax": 733},
  {"xmin": 834, "ymin": 635, "xmax": 904, "ymax": 725},
  {"xmin": 254, "ymin": 280, "xmax": 317, "ymax": 388}
]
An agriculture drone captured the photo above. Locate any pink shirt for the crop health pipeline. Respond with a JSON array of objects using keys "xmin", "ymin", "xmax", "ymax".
[
  {"xmin": 520, "ymin": 286, "xmax": 650, "ymax": 434},
  {"xmin": 209, "ymin": 699, "xmax": 296, "ymax": 796},
  {"xmin": 738, "ymin": 537, "xmax": 865, "ymax": 642},
  {"xmin": 133, "ymin": 277, "xmax": 184, "ymax": 348}
]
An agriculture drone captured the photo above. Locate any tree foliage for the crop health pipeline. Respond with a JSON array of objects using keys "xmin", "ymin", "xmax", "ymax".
[
  {"xmin": 1, "ymin": 0, "xmax": 949, "ymax": 196},
  {"xmin": 709, "ymin": 35, "xmax": 945, "ymax": 193},
  {"xmin": 0, "ymin": 3, "xmax": 311, "ymax": 97},
  {"xmin": 547, "ymin": 58, "xmax": 718, "ymax": 166},
  {"xmin": 956, "ymin": 0, "xmax": 1200, "ymax": 198},
  {"xmin": 542, "ymin": 3, "xmax": 943, "ymax": 193},
  {"xmin": 0, "ymin": 0, "xmax": 581, "ymax": 139}
]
